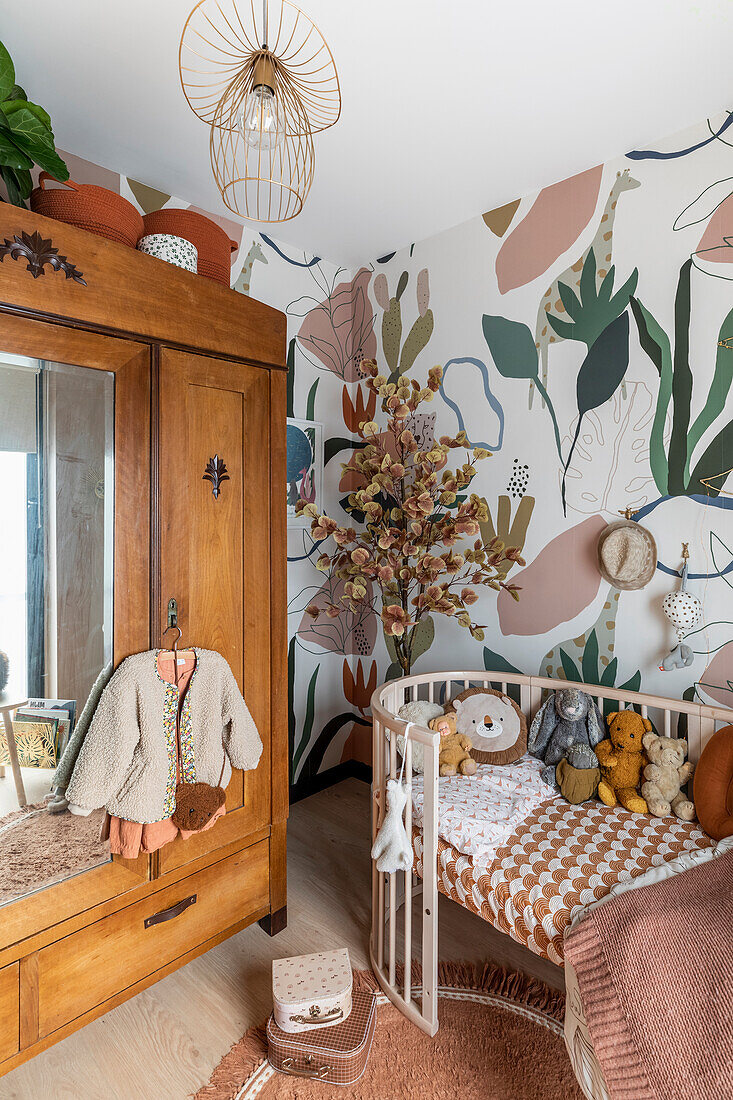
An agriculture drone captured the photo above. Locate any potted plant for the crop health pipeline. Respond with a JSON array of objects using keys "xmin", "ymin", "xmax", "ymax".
[
  {"xmin": 0, "ymin": 38, "xmax": 68, "ymax": 206},
  {"xmin": 298, "ymin": 359, "xmax": 523, "ymax": 676}
]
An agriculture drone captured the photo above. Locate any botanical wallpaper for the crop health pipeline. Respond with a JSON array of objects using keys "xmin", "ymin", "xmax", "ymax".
[{"xmin": 53, "ymin": 106, "xmax": 733, "ymax": 793}]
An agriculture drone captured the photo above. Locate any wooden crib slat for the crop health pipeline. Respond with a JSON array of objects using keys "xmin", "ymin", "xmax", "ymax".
[{"xmin": 404, "ymin": 738, "xmax": 413, "ymax": 1005}]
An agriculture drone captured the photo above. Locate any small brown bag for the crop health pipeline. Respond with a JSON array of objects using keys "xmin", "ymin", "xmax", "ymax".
[{"xmin": 171, "ymin": 742, "xmax": 227, "ymax": 832}]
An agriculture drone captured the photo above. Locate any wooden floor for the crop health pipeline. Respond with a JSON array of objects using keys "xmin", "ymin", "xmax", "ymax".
[{"xmin": 1, "ymin": 778, "xmax": 563, "ymax": 1100}]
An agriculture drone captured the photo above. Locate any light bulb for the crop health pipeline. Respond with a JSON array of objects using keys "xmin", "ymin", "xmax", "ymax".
[{"xmin": 240, "ymin": 85, "xmax": 283, "ymax": 151}]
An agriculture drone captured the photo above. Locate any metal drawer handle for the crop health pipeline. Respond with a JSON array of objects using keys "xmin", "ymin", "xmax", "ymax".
[
  {"xmin": 144, "ymin": 894, "xmax": 197, "ymax": 928},
  {"xmin": 281, "ymin": 1057, "xmax": 330, "ymax": 1079}
]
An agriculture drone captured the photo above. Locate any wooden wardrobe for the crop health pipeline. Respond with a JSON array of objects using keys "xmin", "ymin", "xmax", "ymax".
[{"xmin": 0, "ymin": 204, "xmax": 288, "ymax": 1075}]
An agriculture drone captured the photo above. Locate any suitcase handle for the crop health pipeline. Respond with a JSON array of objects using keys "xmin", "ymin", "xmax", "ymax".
[
  {"xmin": 289, "ymin": 1006, "xmax": 343, "ymax": 1026},
  {"xmin": 281, "ymin": 1057, "xmax": 330, "ymax": 1080}
]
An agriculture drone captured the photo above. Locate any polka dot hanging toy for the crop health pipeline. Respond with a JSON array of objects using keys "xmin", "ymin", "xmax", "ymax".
[{"xmin": 659, "ymin": 543, "xmax": 702, "ymax": 671}]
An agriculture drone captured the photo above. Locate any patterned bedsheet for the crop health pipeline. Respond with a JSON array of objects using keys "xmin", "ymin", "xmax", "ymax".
[{"xmin": 412, "ymin": 795, "xmax": 714, "ymax": 965}]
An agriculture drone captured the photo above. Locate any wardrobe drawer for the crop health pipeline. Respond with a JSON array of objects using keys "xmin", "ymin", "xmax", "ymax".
[
  {"xmin": 36, "ymin": 839, "xmax": 269, "ymax": 1038},
  {"xmin": 0, "ymin": 962, "xmax": 20, "ymax": 1062}
]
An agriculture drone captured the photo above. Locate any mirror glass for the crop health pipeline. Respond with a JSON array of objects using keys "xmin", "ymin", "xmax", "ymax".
[{"xmin": 0, "ymin": 354, "xmax": 114, "ymax": 906}]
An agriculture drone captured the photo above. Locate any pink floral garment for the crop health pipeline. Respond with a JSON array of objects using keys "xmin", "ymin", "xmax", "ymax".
[{"xmin": 410, "ymin": 755, "xmax": 555, "ymax": 872}]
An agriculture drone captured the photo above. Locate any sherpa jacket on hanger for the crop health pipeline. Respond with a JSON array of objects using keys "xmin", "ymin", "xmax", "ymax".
[{"xmin": 65, "ymin": 648, "xmax": 262, "ymax": 824}]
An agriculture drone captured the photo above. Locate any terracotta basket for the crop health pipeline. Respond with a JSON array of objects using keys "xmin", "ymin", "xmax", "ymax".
[
  {"xmin": 142, "ymin": 209, "xmax": 236, "ymax": 285},
  {"xmin": 30, "ymin": 173, "xmax": 144, "ymax": 248}
]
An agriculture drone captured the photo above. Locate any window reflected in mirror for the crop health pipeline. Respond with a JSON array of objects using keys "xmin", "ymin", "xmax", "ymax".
[{"xmin": 0, "ymin": 354, "xmax": 114, "ymax": 906}]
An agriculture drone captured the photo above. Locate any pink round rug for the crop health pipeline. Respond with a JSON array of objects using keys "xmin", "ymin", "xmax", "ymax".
[{"xmin": 196, "ymin": 964, "xmax": 584, "ymax": 1100}]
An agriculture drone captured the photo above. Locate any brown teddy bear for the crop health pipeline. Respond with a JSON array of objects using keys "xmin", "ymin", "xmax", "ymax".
[
  {"xmin": 428, "ymin": 713, "xmax": 477, "ymax": 777},
  {"xmin": 641, "ymin": 733, "xmax": 695, "ymax": 820},
  {"xmin": 595, "ymin": 711, "xmax": 649, "ymax": 814}
]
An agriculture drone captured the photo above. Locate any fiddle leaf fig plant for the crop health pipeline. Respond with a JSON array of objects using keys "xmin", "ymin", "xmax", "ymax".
[
  {"xmin": 296, "ymin": 358, "xmax": 523, "ymax": 676},
  {"xmin": 0, "ymin": 38, "xmax": 69, "ymax": 206}
]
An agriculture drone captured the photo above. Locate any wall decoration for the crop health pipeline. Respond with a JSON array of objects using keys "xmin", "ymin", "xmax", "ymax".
[
  {"xmin": 495, "ymin": 164, "xmax": 603, "ymax": 294},
  {"xmin": 660, "ymin": 544, "xmax": 703, "ymax": 671},
  {"xmin": 202, "ymin": 454, "xmax": 230, "ymax": 500},
  {"xmin": 482, "ymin": 199, "xmax": 520, "ymax": 237},
  {"xmin": 286, "ymin": 418, "xmax": 322, "ymax": 526},
  {"xmin": 233, "ymin": 239, "xmax": 268, "ymax": 296},
  {"xmin": 438, "ymin": 356, "xmax": 504, "ymax": 450},
  {"xmin": 0, "ymin": 230, "xmax": 86, "ymax": 284},
  {"xmin": 291, "ymin": 265, "xmax": 376, "ymax": 382},
  {"xmin": 372, "ymin": 268, "xmax": 434, "ymax": 383}
]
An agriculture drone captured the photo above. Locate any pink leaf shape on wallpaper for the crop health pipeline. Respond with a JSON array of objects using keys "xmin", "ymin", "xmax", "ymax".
[
  {"xmin": 297, "ymin": 574, "xmax": 377, "ymax": 656},
  {"xmin": 498, "ymin": 515, "xmax": 607, "ymax": 636},
  {"xmin": 700, "ymin": 642, "xmax": 733, "ymax": 707},
  {"xmin": 495, "ymin": 165, "xmax": 603, "ymax": 294},
  {"xmin": 297, "ymin": 266, "xmax": 377, "ymax": 381},
  {"xmin": 696, "ymin": 191, "xmax": 733, "ymax": 263}
]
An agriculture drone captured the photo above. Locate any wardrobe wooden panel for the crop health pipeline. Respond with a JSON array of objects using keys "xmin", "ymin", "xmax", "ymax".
[
  {"xmin": 158, "ymin": 350, "xmax": 272, "ymax": 870},
  {"xmin": 36, "ymin": 840, "xmax": 269, "ymax": 1039},
  {"xmin": 0, "ymin": 963, "xmax": 20, "ymax": 1061}
]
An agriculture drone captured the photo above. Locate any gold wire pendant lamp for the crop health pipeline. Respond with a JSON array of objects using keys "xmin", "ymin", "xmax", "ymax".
[{"xmin": 179, "ymin": 0, "xmax": 340, "ymax": 222}]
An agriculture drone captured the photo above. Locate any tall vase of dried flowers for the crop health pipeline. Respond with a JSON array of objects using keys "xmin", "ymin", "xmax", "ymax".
[{"xmin": 297, "ymin": 359, "xmax": 522, "ymax": 677}]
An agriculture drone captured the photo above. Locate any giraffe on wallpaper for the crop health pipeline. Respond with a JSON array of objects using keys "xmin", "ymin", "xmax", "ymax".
[
  {"xmin": 532, "ymin": 169, "xmax": 640, "ymax": 407},
  {"xmin": 234, "ymin": 240, "xmax": 268, "ymax": 296}
]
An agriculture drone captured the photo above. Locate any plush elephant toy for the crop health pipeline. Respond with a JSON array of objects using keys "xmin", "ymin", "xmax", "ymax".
[{"xmin": 528, "ymin": 688, "xmax": 604, "ymax": 788}]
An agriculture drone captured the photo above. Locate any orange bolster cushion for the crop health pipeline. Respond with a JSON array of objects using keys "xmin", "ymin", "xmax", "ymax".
[{"xmin": 693, "ymin": 724, "xmax": 733, "ymax": 841}]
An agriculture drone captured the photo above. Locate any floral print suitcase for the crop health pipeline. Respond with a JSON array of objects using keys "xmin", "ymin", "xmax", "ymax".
[
  {"xmin": 267, "ymin": 990, "xmax": 377, "ymax": 1086},
  {"xmin": 272, "ymin": 948, "xmax": 352, "ymax": 1033}
]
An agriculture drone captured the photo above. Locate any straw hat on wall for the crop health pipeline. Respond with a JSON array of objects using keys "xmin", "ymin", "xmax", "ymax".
[{"xmin": 597, "ymin": 514, "xmax": 657, "ymax": 590}]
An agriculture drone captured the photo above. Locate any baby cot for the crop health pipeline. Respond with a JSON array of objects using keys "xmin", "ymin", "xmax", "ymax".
[{"xmin": 369, "ymin": 669, "xmax": 733, "ymax": 1040}]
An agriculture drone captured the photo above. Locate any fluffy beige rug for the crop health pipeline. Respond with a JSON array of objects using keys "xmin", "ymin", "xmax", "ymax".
[
  {"xmin": 0, "ymin": 801, "xmax": 109, "ymax": 905},
  {"xmin": 195, "ymin": 963, "xmax": 584, "ymax": 1100}
]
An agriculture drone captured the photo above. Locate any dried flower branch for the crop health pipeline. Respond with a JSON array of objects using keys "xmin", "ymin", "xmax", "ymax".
[{"xmin": 296, "ymin": 359, "xmax": 522, "ymax": 675}]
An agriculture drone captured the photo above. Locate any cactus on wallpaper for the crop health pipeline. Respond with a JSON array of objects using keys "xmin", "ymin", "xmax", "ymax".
[
  {"xmin": 373, "ymin": 268, "xmax": 434, "ymax": 382},
  {"xmin": 631, "ymin": 259, "xmax": 733, "ymax": 497},
  {"xmin": 480, "ymin": 495, "xmax": 535, "ymax": 580}
]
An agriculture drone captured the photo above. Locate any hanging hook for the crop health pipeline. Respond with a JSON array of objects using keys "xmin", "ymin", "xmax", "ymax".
[{"xmin": 161, "ymin": 624, "xmax": 183, "ymax": 654}]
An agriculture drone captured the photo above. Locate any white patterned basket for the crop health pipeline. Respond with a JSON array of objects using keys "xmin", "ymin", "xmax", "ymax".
[{"xmin": 136, "ymin": 233, "xmax": 197, "ymax": 272}]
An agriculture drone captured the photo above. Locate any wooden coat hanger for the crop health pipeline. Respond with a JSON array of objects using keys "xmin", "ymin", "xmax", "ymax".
[{"xmin": 159, "ymin": 626, "xmax": 196, "ymax": 686}]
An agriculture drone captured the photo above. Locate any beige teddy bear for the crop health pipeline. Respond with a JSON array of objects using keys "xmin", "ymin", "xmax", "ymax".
[
  {"xmin": 641, "ymin": 733, "xmax": 696, "ymax": 821},
  {"xmin": 428, "ymin": 713, "xmax": 477, "ymax": 777}
]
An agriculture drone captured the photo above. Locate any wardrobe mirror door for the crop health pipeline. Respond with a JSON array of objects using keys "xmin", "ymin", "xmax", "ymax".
[{"xmin": 0, "ymin": 353, "xmax": 114, "ymax": 907}]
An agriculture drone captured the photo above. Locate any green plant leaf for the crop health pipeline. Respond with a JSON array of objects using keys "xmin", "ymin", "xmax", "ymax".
[
  {"xmin": 482, "ymin": 314, "xmax": 538, "ymax": 379},
  {"xmin": 0, "ymin": 163, "xmax": 23, "ymax": 205},
  {"xmin": 545, "ymin": 314, "xmax": 576, "ymax": 340},
  {"xmin": 0, "ymin": 41, "xmax": 15, "ymax": 103},
  {"xmin": 382, "ymin": 297, "xmax": 402, "ymax": 374},
  {"xmin": 576, "ymin": 312, "xmax": 630, "ymax": 416},
  {"xmin": 3, "ymin": 99, "xmax": 52, "ymax": 132},
  {"xmin": 406, "ymin": 614, "xmax": 434, "ymax": 667},
  {"xmin": 687, "ymin": 419, "xmax": 733, "ymax": 496},
  {"xmin": 630, "ymin": 296, "xmax": 672, "ymax": 494},
  {"xmin": 597, "ymin": 266, "xmax": 615, "ymax": 304},
  {"xmin": 559, "ymin": 649, "xmax": 582, "ymax": 683},
  {"xmin": 398, "ymin": 308, "xmax": 433, "ymax": 376},
  {"xmin": 483, "ymin": 646, "xmax": 522, "ymax": 676},
  {"xmin": 9, "ymin": 84, "xmax": 27, "ymax": 101},
  {"xmin": 7, "ymin": 106, "xmax": 54, "ymax": 148},
  {"xmin": 10, "ymin": 132, "xmax": 68, "ymax": 180},
  {"xmin": 619, "ymin": 670, "xmax": 641, "ymax": 693},
  {"xmin": 668, "ymin": 259, "xmax": 693, "ymax": 495},
  {"xmin": 395, "ymin": 270, "xmax": 409, "ymax": 300},
  {"xmin": 291, "ymin": 663, "xmax": 319, "ymax": 779},
  {"xmin": 579, "ymin": 246, "xmax": 596, "ymax": 303},
  {"xmin": 581, "ymin": 630, "xmax": 599, "ymax": 685},
  {"xmin": 0, "ymin": 129, "xmax": 32, "ymax": 170},
  {"xmin": 305, "ymin": 378, "xmax": 319, "ymax": 420},
  {"xmin": 600, "ymin": 656, "xmax": 618, "ymax": 687},
  {"xmin": 608, "ymin": 267, "xmax": 638, "ymax": 317},
  {"xmin": 557, "ymin": 280, "xmax": 581, "ymax": 320},
  {"xmin": 684, "ymin": 302, "xmax": 733, "ymax": 485}
]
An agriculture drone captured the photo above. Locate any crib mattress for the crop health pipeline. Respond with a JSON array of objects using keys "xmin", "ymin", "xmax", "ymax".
[{"xmin": 412, "ymin": 796, "xmax": 714, "ymax": 965}]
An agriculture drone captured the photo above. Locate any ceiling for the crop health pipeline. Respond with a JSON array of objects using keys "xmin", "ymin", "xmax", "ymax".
[{"xmin": 4, "ymin": 0, "xmax": 733, "ymax": 266}]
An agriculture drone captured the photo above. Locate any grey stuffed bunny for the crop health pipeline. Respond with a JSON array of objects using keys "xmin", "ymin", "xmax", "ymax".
[{"xmin": 528, "ymin": 688, "xmax": 604, "ymax": 787}]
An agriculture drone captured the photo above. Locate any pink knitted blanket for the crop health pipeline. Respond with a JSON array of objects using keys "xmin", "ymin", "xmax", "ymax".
[{"xmin": 564, "ymin": 849, "xmax": 733, "ymax": 1100}]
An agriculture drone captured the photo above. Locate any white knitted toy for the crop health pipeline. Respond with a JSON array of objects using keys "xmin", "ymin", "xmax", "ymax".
[{"xmin": 371, "ymin": 725, "xmax": 414, "ymax": 874}]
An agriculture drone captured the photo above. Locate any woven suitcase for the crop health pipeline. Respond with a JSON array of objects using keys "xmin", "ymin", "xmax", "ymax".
[{"xmin": 267, "ymin": 989, "xmax": 377, "ymax": 1086}]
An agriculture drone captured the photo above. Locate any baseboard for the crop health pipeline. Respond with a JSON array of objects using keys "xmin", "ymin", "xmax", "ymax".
[{"xmin": 290, "ymin": 760, "xmax": 371, "ymax": 804}]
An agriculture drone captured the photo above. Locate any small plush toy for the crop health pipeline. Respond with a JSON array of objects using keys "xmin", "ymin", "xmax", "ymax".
[
  {"xmin": 596, "ymin": 711, "xmax": 649, "ymax": 814},
  {"xmin": 428, "ymin": 712, "xmax": 477, "ymax": 777},
  {"xmin": 556, "ymin": 744, "xmax": 601, "ymax": 805},
  {"xmin": 393, "ymin": 700, "xmax": 445, "ymax": 774},
  {"xmin": 447, "ymin": 688, "xmax": 527, "ymax": 765},
  {"xmin": 371, "ymin": 779, "xmax": 412, "ymax": 873},
  {"xmin": 528, "ymin": 688, "xmax": 604, "ymax": 787},
  {"xmin": 641, "ymin": 733, "xmax": 695, "ymax": 821}
]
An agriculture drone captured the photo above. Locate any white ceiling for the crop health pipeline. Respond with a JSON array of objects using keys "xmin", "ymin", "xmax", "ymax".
[{"xmin": 4, "ymin": 0, "xmax": 733, "ymax": 266}]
